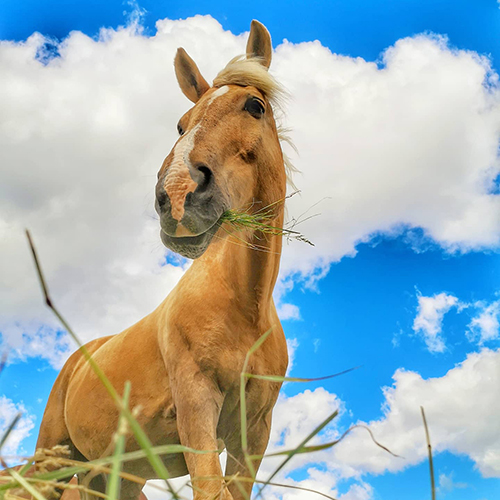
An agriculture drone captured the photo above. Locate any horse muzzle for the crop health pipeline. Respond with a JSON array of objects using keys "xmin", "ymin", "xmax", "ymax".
[{"xmin": 155, "ymin": 165, "xmax": 228, "ymax": 259}]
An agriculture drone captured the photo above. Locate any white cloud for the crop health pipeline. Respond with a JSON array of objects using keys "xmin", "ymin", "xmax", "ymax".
[
  {"xmin": 268, "ymin": 388, "xmax": 342, "ymax": 454},
  {"xmin": 278, "ymin": 303, "xmax": 301, "ymax": 321},
  {"xmin": 286, "ymin": 337, "xmax": 299, "ymax": 374},
  {"xmin": 0, "ymin": 396, "xmax": 35, "ymax": 460},
  {"xmin": 467, "ymin": 300, "xmax": 500, "ymax": 344},
  {"xmin": 263, "ymin": 468, "xmax": 341, "ymax": 500},
  {"xmin": 277, "ymin": 34, "xmax": 500, "ymax": 281},
  {"xmin": 339, "ymin": 482, "xmax": 373, "ymax": 500},
  {"xmin": 1, "ymin": 17, "xmax": 499, "ymax": 367},
  {"xmin": 258, "ymin": 388, "xmax": 364, "ymax": 500},
  {"xmin": 437, "ymin": 472, "xmax": 468, "ymax": 495},
  {"xmin": 412, "ymin": 292, "xmax": 460, "ymax": 352},
  {"xmin": 411, "ymin": 291, "xmax": 500, "ymax": 351},
  {"xmin": 332, "ymin": 348, "xmax": 500, "ymax": 478},
  {"xmin": 2, "ymin": 325, "xmax": 72, "ymax": 370},
  {"xmin": 313, "ymin": 339, "xmax": 321, "ymax": 353}
]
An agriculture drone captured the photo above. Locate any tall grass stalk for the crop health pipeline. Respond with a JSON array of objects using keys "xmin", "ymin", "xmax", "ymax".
[
  {"xmin": 106, "ymin": 381, "xmax": 131, "ymax": 500},
  {"xmin": 0, "ymin": 415, "xmax": 22, "ymax": 453},
  {"xmin": 421, "ymin": 406, "xmax": 436, "ymax": 500},
  {"xmin": 6, "ymin": 468, "xmax": 47, "ymax": 500}
]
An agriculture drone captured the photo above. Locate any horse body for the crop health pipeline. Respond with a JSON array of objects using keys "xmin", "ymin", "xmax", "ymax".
[{"xmin": 35, "ymin": 21, "xmax": 288, "ymax": 500}]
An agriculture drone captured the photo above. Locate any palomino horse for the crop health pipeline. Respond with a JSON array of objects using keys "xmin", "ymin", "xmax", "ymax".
[{"xmin": 35, "ymin": 20, "xmax": 288, "ymax": 500}]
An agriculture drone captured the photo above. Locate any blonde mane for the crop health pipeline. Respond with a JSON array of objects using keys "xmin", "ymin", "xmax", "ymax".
[
  {"xmin": 213, "ymin": 56, "xmax": 286, "ymax": 107},
  {"xmin": 213, "ymin": 56, "xmax": 299, "ymax": 188}
]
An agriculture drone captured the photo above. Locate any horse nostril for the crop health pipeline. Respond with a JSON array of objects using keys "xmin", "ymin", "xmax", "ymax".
[
  {"xmin": 196, "ymin": 165, "xmax": 213, "ymax": 192},
  {"xmin": 156, "ymin": 189, "xmax": 167, "ymax": 209}
]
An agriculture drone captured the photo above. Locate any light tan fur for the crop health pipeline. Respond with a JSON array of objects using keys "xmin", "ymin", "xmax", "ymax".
[{"xmin": 35, "ymin": 20, "xmax": 288, "ymax": 500}]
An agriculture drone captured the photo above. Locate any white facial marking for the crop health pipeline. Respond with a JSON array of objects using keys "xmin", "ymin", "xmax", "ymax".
[
  {"xmin": 164, "ymin": 124, "xmax": 200, "ymax": 222},
  {"xmin": 207, "ymin": 85, "xmax": 229, "ymax": 105},
  {"xmin": 163, "ymin": 85, "xmax": 229, "ymax": 224}
]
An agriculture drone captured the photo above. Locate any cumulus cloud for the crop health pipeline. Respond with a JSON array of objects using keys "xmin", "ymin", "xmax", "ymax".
[
  {"xmin": 339, "ymin": 483, "xmax": 373, "ymax": 500},
  {"xmin": 286, "ymin": 337, "xmax": 299, "ymax": 374},
  {"xmin": 437, "ymin": 472, "xmax": 468, "ymax": 495},
  {"xmin": 268, "ymin": 388, "xmax": 342, "ymax": 454},
  {"xmin": 1, "ymin": 16, "xmax": 499, "ymax": 368},
  {"xmin": 412, "ymin": 292, "xmax": 461, "ymax": 352},
  {"xmin": 3, "ymin": 325, "xmax": 72, "ymax": 370},
  {"xmin": 277, "ymin": 34, "xmax": 500, "ymax": 281},
  {"xmin": 332, "ymin": 348, "xmax": 500, "ymax": 478},
  {"xmin": 467, "ymin": 300, "xmax": 500, "ymax": 344},
  {"xmin": 278, "ymin": 303, "xmax": 301, "ymax": 321},
  {"xmin": 0, "ymin": 396, "xmax": 35, "ymax": 460},
  {"xmin": 410, "ymin": 291, "xmax": 500, "ymax": 351},
  {"xmin": 259, "ymin": 468, "xmax": 341, "ymax": 500}
]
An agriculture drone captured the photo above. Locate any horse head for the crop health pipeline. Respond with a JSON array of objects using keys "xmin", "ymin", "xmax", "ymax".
[{"xmin": 155, "ymin": 20, "xmax": 287, "ymax": 259}]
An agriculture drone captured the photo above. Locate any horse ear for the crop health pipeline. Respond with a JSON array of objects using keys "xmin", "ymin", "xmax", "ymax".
[
  {"xmin": 246, "ymin": 20, "xmax": 272, "ymax": 69},
  {"xmin": 174, "ymin": 48, "xmax": 210, "ymax": 103}
]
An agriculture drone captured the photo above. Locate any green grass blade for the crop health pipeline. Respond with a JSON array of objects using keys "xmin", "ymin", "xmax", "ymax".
[
  {"xmin": 252, "ymin": 424, "xmax": 399, "ymax": 462},
  {"xmin": 239, "ymin": 328, "xmax": 274, "ymax": 479},
  {"xmin": 120, "ymin": 412, "xmax": 180, "ymax": 497},
  {"xmin": 248, "ymin": 328, "xmax": 273, "ymax": 357},
  {"xmin": 250, "ymin": 440, "xmax": 343, "ymax": 459},
  {"xmin": 7, "ymin": 469, "xmax": 46, "ymax": 500},
  {"xmin": 106, "ymin": 381, "xmax": 131, "ymax": 500},
  {"xmin": 421, "ymin": 406, "xmax": 436, "ymax": 500},
  {"xmin": 17, "ymin": 460, "xmax": 35, "ymax": 478},
  {"xmin": 256, "ymin": 409, "xmax": 339, "ymax": 498},
  {"xmin": 244, "ymin": 366, "xmax": 360, "ymax": 383}
]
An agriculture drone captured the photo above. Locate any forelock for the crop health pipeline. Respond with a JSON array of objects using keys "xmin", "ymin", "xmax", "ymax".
[{"xmin": 213, "ymin": 56, "xmax": 287, "ymax": 110}]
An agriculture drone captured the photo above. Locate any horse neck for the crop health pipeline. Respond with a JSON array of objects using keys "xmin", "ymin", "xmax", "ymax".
[{"xmin": 189, "ymin": 210, "xmax": 284, "ymax": 322}]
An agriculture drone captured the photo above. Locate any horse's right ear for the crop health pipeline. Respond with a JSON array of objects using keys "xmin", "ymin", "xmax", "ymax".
[{"xmin": 174, "ymin": 48, "xmax": 210, "ymax": 103}]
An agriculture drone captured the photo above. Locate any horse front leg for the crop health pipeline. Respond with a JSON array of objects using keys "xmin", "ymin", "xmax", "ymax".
[
  {"xmin": 224, "ymin": 412, "xmax": 273, "ymax": 500},
  {"xmin": 172, "ymin": 364, "xmax": 232, "ymax": 500}
]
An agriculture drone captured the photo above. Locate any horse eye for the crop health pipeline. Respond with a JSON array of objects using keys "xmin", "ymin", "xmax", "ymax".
[
  {"xmin": 244, "ymin": 97, "xmax": 265, "ymax": 118},
  {"xmin": 177, "ymin": 123, "xmax": 185, "ymax": 136}
]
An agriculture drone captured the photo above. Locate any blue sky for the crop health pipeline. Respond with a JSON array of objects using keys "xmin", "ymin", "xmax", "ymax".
[
  {"xmin": 2, "ymin": 0, "xmax": 500, "ymax": 68},
  {"xmin": 1, "ymin": 1, "xmax": 500, "ymax": 499}
]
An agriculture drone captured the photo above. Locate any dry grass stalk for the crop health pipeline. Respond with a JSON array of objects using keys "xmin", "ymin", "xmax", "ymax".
[{"xmin": 421, "ymin": 406, "xmax": 436, "ymax": 500}]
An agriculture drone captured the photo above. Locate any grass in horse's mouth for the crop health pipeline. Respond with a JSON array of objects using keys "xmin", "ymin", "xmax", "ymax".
[{"xmin": 220, "ymin": 194, "xmax": 314, "ymax": 247}]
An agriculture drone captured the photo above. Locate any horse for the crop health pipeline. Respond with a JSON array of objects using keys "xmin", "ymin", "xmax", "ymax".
[{"xmin": 34, "ymin": 20, "xmax": 289, "ymax": 500}]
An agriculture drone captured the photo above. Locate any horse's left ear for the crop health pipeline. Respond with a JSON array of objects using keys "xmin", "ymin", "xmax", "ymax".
[
  {"xmin": 246, "ymin": 20, "xmax": 272, "ymax": 69},
  {"xmin": 174, "ymin": 48, "xmax": 211, "ymax": 103}
]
